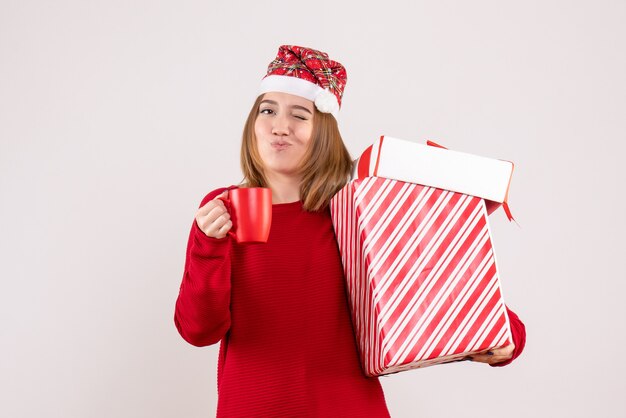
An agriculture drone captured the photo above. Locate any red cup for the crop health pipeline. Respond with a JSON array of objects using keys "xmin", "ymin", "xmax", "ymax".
[{"xmin": 219, "ymin": 187, "xmax": 272, "ymax": 243}]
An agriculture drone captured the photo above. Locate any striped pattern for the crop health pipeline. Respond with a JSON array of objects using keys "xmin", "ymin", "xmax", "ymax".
[{"xmin": 330, "ymin": 177, "xmax": 512, "ymax": 376}]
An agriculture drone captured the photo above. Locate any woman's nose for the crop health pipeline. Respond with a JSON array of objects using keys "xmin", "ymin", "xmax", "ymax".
[{"xmin": 271, "ymin": 114, "xmax": 290, "ymax": 135}]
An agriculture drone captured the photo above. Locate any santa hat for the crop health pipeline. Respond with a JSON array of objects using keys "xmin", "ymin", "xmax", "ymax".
[{"xmin": 259, "ymin": 45, "xmax": 347, "ymax": 118}]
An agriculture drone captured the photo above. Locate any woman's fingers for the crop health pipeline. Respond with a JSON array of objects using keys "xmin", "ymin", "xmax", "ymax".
[
  {"xmin": 489, "ymin": 343, "xmax": 515, "ymax": 357},
  {"xmin": 205, "ymin": 211, "xmax": 231, "ymax": 237},
  {"xmin": 467, "ymin": 343, "xmax": 515, "ymax": 365},
  {"xmin": 195, "ymin": 191, "xmax": 233, "ymax": 238},
  {"xmin": 214, "ymin": 220, "xmax": 233, "ymax": 239},
  {"xmin": 468, "ymin": 353, "xmax": 510, "ymax": 364},
  {"xmin": 205, "ymin": 205, "xmax": 230, "ymax": 225},
  {"xmin": 196, "ymin": 191, "xmax": 228, "ymax": 216},
  {"xmin": 196, "ymin": 208, "xmax": 231, "ymax": 237}
]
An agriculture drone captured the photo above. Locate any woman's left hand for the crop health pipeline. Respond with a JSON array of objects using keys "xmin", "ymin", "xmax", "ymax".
[{"xmin": 467, "ymin": 343, "xmax": 515, "ymax": 365}]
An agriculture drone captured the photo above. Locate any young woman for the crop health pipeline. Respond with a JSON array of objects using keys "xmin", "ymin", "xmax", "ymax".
[{"xmin": 174, "ymin": 45, "xmax": 526, "ymax": 417}]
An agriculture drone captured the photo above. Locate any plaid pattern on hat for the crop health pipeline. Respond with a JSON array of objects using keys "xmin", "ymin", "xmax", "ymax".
[{"xmin": 260, "ymin": 45, "xmax": 347, "ymax": 117}]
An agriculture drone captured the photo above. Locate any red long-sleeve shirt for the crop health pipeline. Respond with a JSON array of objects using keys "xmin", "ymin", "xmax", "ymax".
[{"xmin": 174, "ymin": 187, "xmax": 525, "ymax": 417}]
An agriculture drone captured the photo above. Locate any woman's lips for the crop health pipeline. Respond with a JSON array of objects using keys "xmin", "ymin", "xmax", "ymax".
[{"xmin": 271, "ymin": 141, "xmax": 292, "ymax": 150}]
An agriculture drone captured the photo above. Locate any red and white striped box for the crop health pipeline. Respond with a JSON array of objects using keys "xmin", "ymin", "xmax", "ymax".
[{"xmin": 330, "ymin": 176, "xmax": 513, "ymax": 376}]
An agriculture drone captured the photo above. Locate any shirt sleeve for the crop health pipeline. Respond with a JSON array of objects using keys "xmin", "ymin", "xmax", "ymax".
[
  {"xmin": 174, "ymin": 187, "xmax": 234, "ymax": 347},
  {"xmin": 490, "ymin": 305, "xmax": 526, "ymax": 367}
]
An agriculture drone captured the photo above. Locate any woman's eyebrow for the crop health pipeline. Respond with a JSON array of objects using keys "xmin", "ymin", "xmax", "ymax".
[
  {"xmin": 260, "ymin": 100, "xmax": 313, "ymax": 115},
  {"xmin": 291, "ymin": 105, "xmax": 313, "ymax": 115}
]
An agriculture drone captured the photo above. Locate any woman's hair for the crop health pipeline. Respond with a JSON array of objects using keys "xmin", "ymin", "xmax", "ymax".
[{"xmin": 240, "ymin": 94, "xmax": 353, "ymax": 212}]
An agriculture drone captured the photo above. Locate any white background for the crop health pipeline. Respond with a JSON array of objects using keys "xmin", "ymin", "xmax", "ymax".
[{"xmin": 1, "ymin": 1, "xmax": 625, "ymax": 417}]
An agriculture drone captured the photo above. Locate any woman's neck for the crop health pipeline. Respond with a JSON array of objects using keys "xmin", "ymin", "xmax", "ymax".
[{"xmin": 266, "ymin": 173, "xmax": 302, "ymax": 204}]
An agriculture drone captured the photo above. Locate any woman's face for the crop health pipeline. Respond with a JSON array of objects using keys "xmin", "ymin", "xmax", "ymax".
[{"xmin": 254, "ymin": 92, "xmax": 315, "ymax": 181}]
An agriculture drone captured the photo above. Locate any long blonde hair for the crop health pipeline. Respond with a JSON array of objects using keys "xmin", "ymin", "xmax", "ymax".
[{"xmin": 240, "ymin": 94, "xmax": 353, "ymax": 212}]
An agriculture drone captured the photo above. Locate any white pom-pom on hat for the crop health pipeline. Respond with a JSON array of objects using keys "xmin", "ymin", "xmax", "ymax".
[{"xmin": 314, "ymin": 89, "xmax": 340, "ymax": 117}]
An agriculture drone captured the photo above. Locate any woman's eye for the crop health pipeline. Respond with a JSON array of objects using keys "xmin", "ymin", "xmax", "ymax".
[
  {"xmin": 259, "ymin": 108, "xmax": 274, "ymax": 115},
  {"xmin": 293, "ymin": 115, "xmax": 308, "ymax": 121}
]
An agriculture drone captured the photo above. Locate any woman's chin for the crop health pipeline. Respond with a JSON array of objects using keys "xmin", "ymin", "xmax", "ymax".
[{"xmin": 264, "ymin": 167, "xmax": 301, "ymax": 180}]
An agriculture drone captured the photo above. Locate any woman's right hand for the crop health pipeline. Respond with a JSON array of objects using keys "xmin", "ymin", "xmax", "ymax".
[{"xmin": 195, "ymin": 190, "xmax": 233, "ymax": 239}]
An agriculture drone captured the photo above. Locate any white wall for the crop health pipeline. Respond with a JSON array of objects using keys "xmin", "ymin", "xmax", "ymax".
[{"xmin": 1, "ymin": 1, "xmax": 624, "ymax": 417}]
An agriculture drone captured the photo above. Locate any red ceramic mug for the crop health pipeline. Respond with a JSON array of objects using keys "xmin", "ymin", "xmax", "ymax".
[{"xmin": 219, "ymin": 187, "xmax": 272, "ymax": 243}]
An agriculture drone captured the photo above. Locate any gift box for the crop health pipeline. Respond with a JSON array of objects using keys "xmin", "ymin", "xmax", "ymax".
[{"xmin": 330, "ymin": 137, "xmax": 514, "ymax": 376}]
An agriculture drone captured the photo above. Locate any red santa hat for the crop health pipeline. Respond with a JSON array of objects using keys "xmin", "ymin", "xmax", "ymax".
[{"xmin": 259, "ymin": 45, "xmax": 347, "ymax": 118}]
